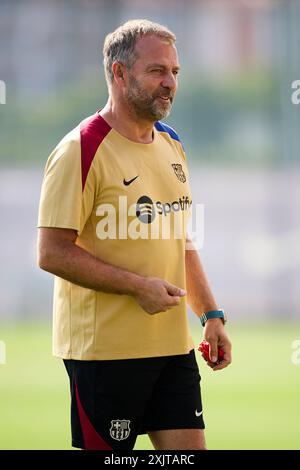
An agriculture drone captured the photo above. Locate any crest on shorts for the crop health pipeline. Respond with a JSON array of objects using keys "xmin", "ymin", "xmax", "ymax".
[
  {"xmin": 110, "ymin": 419, "xmax": 131, "ymax": 441},
  {"xmin": 172, "ymin": 163, "xmax": 186, "ymax": 183}
]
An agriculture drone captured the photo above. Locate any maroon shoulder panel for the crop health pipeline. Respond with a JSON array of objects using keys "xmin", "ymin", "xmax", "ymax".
[{"xmin": 80, "ymin": 111, "xmax": 111, "ymax": 191}]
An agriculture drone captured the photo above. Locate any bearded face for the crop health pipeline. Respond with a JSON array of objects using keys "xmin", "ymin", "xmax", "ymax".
[{"xmin": 125, "ymin": 72, "xmax": 174, "ymax": 121}]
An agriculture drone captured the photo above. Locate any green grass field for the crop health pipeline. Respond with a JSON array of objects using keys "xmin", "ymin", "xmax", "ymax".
[{"xmin": 0, "ymin": 322, "xmax": 299, "ymax": 450}]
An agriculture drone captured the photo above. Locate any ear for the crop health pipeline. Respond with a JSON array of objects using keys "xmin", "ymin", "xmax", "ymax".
[{"xmin": 112, "ymin": 62, "xmax": 126, "ymax": 86}]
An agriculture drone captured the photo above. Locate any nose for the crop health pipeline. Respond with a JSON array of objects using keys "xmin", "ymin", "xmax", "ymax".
[{"xmin": 161, "ymin": 72, "xmax": 177, "ymax": 91}]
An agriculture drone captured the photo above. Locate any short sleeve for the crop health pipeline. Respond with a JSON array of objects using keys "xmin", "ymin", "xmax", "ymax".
[{"xmin": 38, "ymin": 136, "xmax": 97, "ymax": 234}]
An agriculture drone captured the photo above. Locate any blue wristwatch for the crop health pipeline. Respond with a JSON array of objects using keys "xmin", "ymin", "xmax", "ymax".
[{"xmin": 199, "ymin": 309, "xmax": 227, "ymax": 327}]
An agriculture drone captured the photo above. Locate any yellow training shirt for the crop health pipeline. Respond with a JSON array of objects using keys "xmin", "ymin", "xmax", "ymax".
[{"xmin": 38, "ymin": 111, "xmax": 194, "ymax": 360}]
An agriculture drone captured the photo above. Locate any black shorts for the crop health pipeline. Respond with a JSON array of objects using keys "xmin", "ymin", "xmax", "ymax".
[{"xmin": 64, "ymin": 349, "xmax": 205, "ymax": 450}]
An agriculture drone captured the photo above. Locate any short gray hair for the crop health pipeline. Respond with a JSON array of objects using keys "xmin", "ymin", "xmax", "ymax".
[{"xmin": 103, "ymin": 19, "xmax": 176, "ymax": 87}]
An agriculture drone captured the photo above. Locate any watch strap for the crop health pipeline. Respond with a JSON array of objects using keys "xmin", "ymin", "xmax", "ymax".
[{"xmin": 200, "ymin": 309, "xmax": 226, "ymax": 327}]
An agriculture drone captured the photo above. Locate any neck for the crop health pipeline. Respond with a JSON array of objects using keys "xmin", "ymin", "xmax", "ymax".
[{"xmin": 99, "ymin": 98, "xmax": 155, "ymax": 144}]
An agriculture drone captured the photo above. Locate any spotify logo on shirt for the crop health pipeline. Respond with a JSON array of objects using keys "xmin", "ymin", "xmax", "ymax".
[
  {"xmin": 136, "ymin": 196, "xmax": 155, "ymax": 224},
  {"xmin": 136, "ymin": 195, "xmax": 192, "ymax": 224}
]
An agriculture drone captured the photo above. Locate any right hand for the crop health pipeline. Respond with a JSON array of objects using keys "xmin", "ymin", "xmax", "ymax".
[{"xmin": 134, "ymin": 277, "xmax": 186, "ymax": 315}]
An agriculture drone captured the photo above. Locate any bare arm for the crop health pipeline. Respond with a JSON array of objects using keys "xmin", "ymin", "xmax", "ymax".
[
  {"xmin": 38, "ymin": 227, "xmax": 185, "ymax": 314},
  {"xmin": 185, "ymin": 240, "xmax": 218, "ymax": 314},
  {"xmin": 185, "ymin": 236, "xmax": 232, "ymax": 370}
]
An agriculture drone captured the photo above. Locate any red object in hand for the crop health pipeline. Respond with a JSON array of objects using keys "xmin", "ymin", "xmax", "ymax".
[{"xmin": 198, "ymin": 340, "xmax": 225, "ymax": 364}]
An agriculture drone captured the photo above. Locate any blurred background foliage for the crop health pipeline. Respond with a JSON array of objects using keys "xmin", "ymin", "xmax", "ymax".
[
  {"xmin": 0, "ymin": 0, "xmax": 294, "ymax": 169},
  {"xmin": 0, "ymin": 69, "xmax": 281, "ymax": 166}
]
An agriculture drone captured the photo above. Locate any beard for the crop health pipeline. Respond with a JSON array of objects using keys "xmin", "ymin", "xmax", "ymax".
[{"xmin": 125, "ymin": 73, "xmax": 174, "ymax": 121}]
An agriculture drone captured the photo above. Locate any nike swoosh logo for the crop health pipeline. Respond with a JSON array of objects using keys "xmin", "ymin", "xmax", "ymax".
[
  {"xmin": 195, "ymin": 410, "xmax": 203, "ymax": 417},
  {"xmin": 123, "ymin": 175, "xmax": 139, "ymax": 186}
]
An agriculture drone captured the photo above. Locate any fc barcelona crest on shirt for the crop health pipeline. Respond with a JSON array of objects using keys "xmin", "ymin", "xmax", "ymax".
[
  {"xmin": 171, "ymin": 163, "xmax": 186, "ymax": 183},
  {"xmin": 110, "ymin": 419, "xmax": 131, "ymax": 441}
]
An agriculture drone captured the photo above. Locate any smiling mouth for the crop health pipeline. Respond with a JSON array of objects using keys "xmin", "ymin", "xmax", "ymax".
[{"xmin": 157, "ymin": 96, "xmax": 171, "ymax": 102}]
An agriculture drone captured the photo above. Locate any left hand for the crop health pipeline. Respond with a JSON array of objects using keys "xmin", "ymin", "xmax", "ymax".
[{"xmin": 203, "ymin": 318, "xmax": 232, "ymax": 371}]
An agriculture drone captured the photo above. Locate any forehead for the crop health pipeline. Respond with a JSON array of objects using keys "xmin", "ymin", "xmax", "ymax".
[{"xmin": 133, "ymin": 35, "xmax": 179, "ymax": 67}]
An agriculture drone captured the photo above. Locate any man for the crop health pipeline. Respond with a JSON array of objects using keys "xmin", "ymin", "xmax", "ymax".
[{"xmin": 37, "ymin": 19, "xmax": 232, "ymax": 451}]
